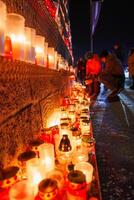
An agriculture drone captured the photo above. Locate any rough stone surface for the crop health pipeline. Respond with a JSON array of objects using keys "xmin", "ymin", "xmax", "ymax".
[
  {"xmin": 0, "ymin": 57, "xmax": 70, "ymax": 167},
  {"xmin": 90, "ymin": 84, "xmax": 134, "ymax": 200}
]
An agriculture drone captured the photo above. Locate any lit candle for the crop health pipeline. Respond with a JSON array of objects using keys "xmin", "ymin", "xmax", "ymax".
[
  {"xmin": 67, "ymin": 170, "xmax": 87, "ymax": 200},
  {"xmin": 80, "ymin": 119, "xmax": 91, "ymax": 135},
  {"xmin": 44, "ymin": 42, "xmax": 48, "ymax": 67},
  {"xmin": 74, "ymin": 162, "xmax": 94, "ymax": 185},
  {"xmin": 18, "ymin": 151, "xmax": 36, "ymax": 179},
  {"xmin": 68, "ymin": 111, "xmax": 76, "ymax": 124},
  {"xmin": 31, "ymin": 28, "xmax": 36, "ymax": 64},
  {"xmin": 26, "ymin": 158, "xmax": 44, "ymax": 196},
  {"xmin": 54, "ymin": 51, "xmax": 58, "ymax": 69},
  {"xmin": 24, "ymin": 27, "xmax": 32, "ymax": 63},
  {"xmin": 35, "ymin": 35, "xmax": 45, "ymax": 66},
  {"xmin": 9, "ymin": 179, "xmax": 34, "ymax": 200},
  {"xmin": 6, "ymin": 13, "xmax": 25, "ymax": 61},
  {"xmin": 0, "ymin": 1, "xmax": 6, "ymax": 56},
  {"xmin": 72, "ymin": 151, "xmax": 88, "ymax": 165},
  {"xmin": 39, "ymin": 143, "xmax": 55, "ymax": 172},
  {"xmin": 47, "ymin": 47, "xmax": 55, "ymax": 69}
]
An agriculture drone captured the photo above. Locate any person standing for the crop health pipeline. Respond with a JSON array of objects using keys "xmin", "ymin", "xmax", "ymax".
[
  {"xmin": 128, "ymin": 47, "xmax": 134, "ymax": 89},
  {"xmin": 86, "ymin": 53, "xmax": 101, "ymax": 99}
]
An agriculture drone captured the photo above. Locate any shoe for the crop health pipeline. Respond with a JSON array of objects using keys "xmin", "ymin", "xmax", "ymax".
[{"xmin": 107, "ymin": 88, "xmax": 123, "ymax": 98}]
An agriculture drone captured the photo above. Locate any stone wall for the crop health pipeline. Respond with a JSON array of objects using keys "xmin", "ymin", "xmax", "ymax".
[{"xmin": 0, "ymin": 56, "xmax": 70, "ymax": 167}]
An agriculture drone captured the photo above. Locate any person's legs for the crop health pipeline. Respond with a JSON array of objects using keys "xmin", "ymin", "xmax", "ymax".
[
  {"xmin": 130, "ymin": 75, "xmax": 134, "ymax": 89},
  {"xmin": 99, "ymin": 74, "xmax": 123, "ymax": 98}
]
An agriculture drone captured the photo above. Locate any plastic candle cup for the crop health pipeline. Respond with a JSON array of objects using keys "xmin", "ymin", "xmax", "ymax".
[
  {"xmin": 74, "ymin": 162, "xmax": 94, "ymax": 189},
  {"xmin": 47, "ymin": 47, "xmax": 55, "ymax": 69},
  {"xmin": 24, "ymin": 27, "xmax": 32, "ymax": 62},
  {"xmin": 38, "ymin": 143, "xmax": 55, "ymax": 173},
  {"xmin": 6, "ymin": 13, "xmax": 25, "ymax": 61},
  {"xmin": 0, "ymin": 0, "xmax": 6, "ymax": 56},
  {"xmin": 31, "ymin": 28, "xmax": 36, "ymax": 63},
  {"xmin": 26, "ymin": 158, "xmax": 44, "ymax": 196},
  {"xmin": 35, "ymin": 35, "xmax": 45, "ymax": 66},
  {"xmin": 44, "ymin": 42, "xmax": 48, "ymax": 67},
  {"xmin": 9, "ymin": 179, "xmax": 34, "ymax": 200},
  {"xmin": 66, "ymin": 170, "xmax": 87, "ymax": 200},
  {"xmin": 17, "ymin": 151, "xmax": 36, "ymax": 179}
]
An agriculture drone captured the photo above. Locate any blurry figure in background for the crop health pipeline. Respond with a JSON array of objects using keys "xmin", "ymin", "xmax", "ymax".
[
  {"xmin": 85, "ymin": 52, "xmax": 101, "ymax": 99},
  {"xmin": 128, "ymin": 47, "xmax": 134, "ymax": 89},
  {"xmin": 76, "ymin": 57, "xmax": 86, "ymax": 84},
  {"xmin": 99, "ymin": 50, "xmax": 125, "ymax": 100},
  {"xmin": 112, "ymin": 43, "xmax": 126, "ymax": 69}
]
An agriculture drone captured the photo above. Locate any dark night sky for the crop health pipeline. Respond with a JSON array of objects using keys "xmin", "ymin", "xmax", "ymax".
[{"xmin": 69, "ymin": 0, "xmax": 134, "ymax": 63}]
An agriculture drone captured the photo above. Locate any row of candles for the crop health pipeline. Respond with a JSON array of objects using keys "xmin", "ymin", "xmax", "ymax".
[
  {"xmin": 0, "ymin": 0, "xmax": 69, "ymax": 70},
  {"xmin": 0, "ymin": 81, "xmax": 97, "ymax": 200}
]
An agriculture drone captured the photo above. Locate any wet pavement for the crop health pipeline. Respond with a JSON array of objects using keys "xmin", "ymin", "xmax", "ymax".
[{"xmin": 90, "ymin": 80, "xmax": 134, "ymax": 200}]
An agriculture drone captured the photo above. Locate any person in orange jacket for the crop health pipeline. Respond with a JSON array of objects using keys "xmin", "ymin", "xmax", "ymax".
[{"xmin": 86, "ymin": 53, "xmax": 101, "ymax": 99}]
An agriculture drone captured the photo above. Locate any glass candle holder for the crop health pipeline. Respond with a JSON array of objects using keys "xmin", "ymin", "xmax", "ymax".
[
  {"xmin": 80, "ymin": 119, "xmax": 91, "ymax": 135},
  {"xmin": 74, "ymin": 162, "xmax": 94, "ymax": 185},
  {"xmin": 72, "ymin": 150, "xmax": 88, "ymax": 165},
  {"xmin": 0, "ymin": 0, "xmax": 6, "ymax": 56},
  {"xmin": 26, "ymin": 158, "xmax": 44, "ymax": 196},
  {"xmin": 66, "ymin": 170, "xmax": 87, "ymax": 200},
  {"xmin": 0, "ymin": 166, "xmax": 20, "ymax": 189},
  {"xmin": 24, "ymin": 27, "xmax": 32, "ymax": 63},
  {"xmin": 47, "ymin": 47, "xmax": 55, "ymax": 69},
  {"xmin": 46, "ymin": 169, "xmax": 64, "ymax": 190},
  {"xmin": 6, "ymin": 13, "xmax": 25, "ymax": 61},
  {"xmin": 9, "ymin": 179, "xmax": 34, "ymax": 200},
  {"xmin": 68, "ymin": 111, "xmax": 76, "ymax": 124},
  {"xmin": 17, "ymin": 151, "xmax": 36, "ymax": 179},
  {"xmin": 81, "ymin": 135, "xmax": 95, "ymax": 153},
  {"xmin": 39, "ymin": 143, "xmax": 55, "ymax": 173},
  {"xmin": 37, "ymin": 178, "xmax": 59, "ymax": 200},
  {"xmin": 35, "ymin": 35, "xmax": 45, "ymax": 66},
  {"xmin": 30, "ymin": 28, "xmax": 36, "ymax": 63},
  {"xmin": 44, "ymin": 42, "xmax": 48, "ymax": 67}
]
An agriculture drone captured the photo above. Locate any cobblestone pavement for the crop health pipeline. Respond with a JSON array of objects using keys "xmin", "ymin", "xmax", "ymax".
[{"xmin": 90, "ymin": 83, "xmax": 134, "ymax": 200}]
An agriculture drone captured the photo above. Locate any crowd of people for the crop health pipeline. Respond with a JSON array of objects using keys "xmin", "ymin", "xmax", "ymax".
[{"xmin": 75, "ymin": 44, "xmax": 134, "ymax": 102}]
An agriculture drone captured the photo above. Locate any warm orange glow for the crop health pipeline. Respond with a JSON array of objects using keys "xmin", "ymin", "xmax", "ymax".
[
  {"xmin": 6, "ymin": 13, "xmax": 25, "ymax": 61},
  {"xmin": 0, "ymin": 1, "xmax": 6, "ymax": 56}
]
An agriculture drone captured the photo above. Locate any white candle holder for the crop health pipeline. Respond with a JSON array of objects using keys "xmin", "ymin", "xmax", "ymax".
[
  {"xmin": 31, "ymin": 28, "xmax": 36, "ymax": 64},
  {"xmin": 6, "ymin": 13, "xmax": 25, "ymax": 61},
  {"xmin": 35, "ymin": 35, "xmax": 45, "ymax": 66},
  {"xmin": 9, "ymin": 179, "xmax": 34, "ymax": 200},
  {"xmin": 0, "ymin": 1, "xmax": 6, "ymax": 56},
  {"xmin": 39, "ymin": 143, "xmax": 55, "ymax": 173},
  {"xmin": 47, "ymin": 47, "xmax": 55, "ymax": 69},
  {"xmin": 74, "ymin": 162, "xmax": 94, "ymax": 185},
  {"xmin": 26, "ymin": 158, "xmax": 44, "ymax": 196}
]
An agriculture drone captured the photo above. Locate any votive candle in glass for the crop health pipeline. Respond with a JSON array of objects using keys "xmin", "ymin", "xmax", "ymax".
[
  {"xmin": 74, "ymin": 162, "xmax": 93, "ymax": 185},
  {"xmin": 26, "ymin": 158, "xmax": 44, "ymax": 196},
  {"xmin": 39, "ymin": 143, "xmax": 55, "ymax": 173},
  {"xmin": 6, "ymin": 13, "xmax": 25, "ymax": 61},
  {"xmin": 44, "ymin": 42, "xmax": 48, "ymax": 67},
  {"xmin": 31, "ymin": 28, "xmax": 36, "ymax": 63},
  {"xmin": 0, "ymin": 0, "xmax": 6, "ymax": 56},
  {"xmin": 35, "ymin": 35, "xmax": 45, "ymax": 66},
  {"xmin": 9, "ymin": 179, "xmax": 34, "ymax": 200},
  {"xmin": 24, "ymin": 27, "xmax": 32, "ymax": 62},
  {"xmin": 47, "ymin": 47, "xmax": 55, "ymax": 69}
]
